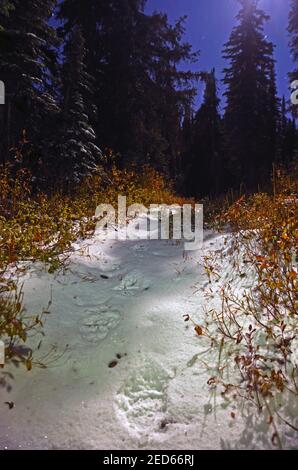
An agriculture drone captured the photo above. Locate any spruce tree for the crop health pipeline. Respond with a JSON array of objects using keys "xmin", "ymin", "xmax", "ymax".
[
  {"xmin": 288, "ymin": 0, "xmax": 298, "ymax": 130},
  {"xmin": 181, "ymin": 102, "xmax": 194, "ymax": 174},
  {"xmin": 264, "ymin": 61, "xmax": 280, "ymax": 168},
  {"xmin": 283, "ymin": 1, "xmax": 298, "ymax": 164},
  {"xmin": 57, "ymin": 27, "xmax": 101, "ymax": 186},
  {"xmin": 222, "ymin": 0, "xmax": 278, "ymax": 189},
  {"xmin": 185, "ymin": 69, "xmax": 222, "ymax": 197},
  {"xmin": 289, "ymin": 0, "xmax": 298, "ymax": 81},
  {"xmin": 277, "ymin": 96, "xmax": 296, "ymax": 165},
  {"xmin": 0, "ymin": 1, "xmax": 14, "ymax": 29},
  {"xmin": 0, "ymin": 0, "xmax": 59, "ymax": 167},
  {"xmin": 58, "ymin": 0, "xmax": 198, "ymax": 173},
  {"xmin": 147, "ymin": 14, "xmax": 197, "ymax": 175}
]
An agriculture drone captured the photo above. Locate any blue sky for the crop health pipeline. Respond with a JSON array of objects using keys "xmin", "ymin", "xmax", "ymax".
[{"xmin": 146, "ymin": 0, "xmax": 292, "ymax": 109}]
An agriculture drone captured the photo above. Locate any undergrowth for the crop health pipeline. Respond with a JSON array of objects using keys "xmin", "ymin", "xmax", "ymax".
[
  {"xmin": 195, "ymin": 166, "xmax": 298, "ymax": 448},
  {"xmin": 0, "ymin": 163, "xmax": 192, "ymax": 371}
]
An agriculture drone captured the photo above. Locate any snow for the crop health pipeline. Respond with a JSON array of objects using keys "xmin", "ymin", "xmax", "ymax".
[{"xmin": 0, "ymin": 222, "xmax": 297, "ymax": 450}]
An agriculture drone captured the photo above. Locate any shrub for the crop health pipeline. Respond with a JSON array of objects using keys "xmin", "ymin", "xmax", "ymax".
[
  {"xmin": 0, "ymin": 163, "xmax": 192, "ymax": 370},
  {"xmin": 190, "ymin": 167, "xmax": 298, "ymax": 447}
]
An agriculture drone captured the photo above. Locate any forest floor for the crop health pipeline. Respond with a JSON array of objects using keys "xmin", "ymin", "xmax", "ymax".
[{"xmin": 0, "ymin": 219, "xmax": 297, "ymax": 450}]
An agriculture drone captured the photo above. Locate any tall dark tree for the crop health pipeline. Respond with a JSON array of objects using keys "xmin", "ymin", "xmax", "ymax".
[
  {"xmin": 185, "ymin": 69, "xmax": 223, "ymax": 197},
  {"xmin": 281, "ymin": 2, "xmax": 298, "ymax": 165},
  {"xmin": 56, "ymin": 26, "xmax": 101, "ymax": 185},
  {"xmin": 58, "ymin": 0, "xmax": 198, "ymax": 174},
  {"xmin": 264, "ymin": 61, "xmax": 280, "ymax": 168},
  {"xmin": 288, "ymin": 0, "xmax": 298, "ymax": 132},
  {"xmin": 145, "ymin": 14, "xmax": 197, "ymax": 175},
  {"xmin": 277, "ymin": 96, "xmax": 296, "ymax": 165},
  {"xmin": 289, "ymin": 0, "xmax": 298, "ymax": 82},
  {"xmin": 181, "ymin": 101, "xmax": 193, "ymax": 175},
  {"xmin": 0, "ymin": 0, "xmax": 59, "ymax": 167},
  {"xmin": 223, "ymin": 0, "xmax": 278, "ymax": 189},
  {"xmin": 0, "ymin": 0, "xmax": 14, "ymax": 29}
]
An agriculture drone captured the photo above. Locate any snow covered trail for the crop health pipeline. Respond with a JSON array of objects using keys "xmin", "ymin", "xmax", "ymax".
[{"xmin": 0, "ymin": 229, "xmax": 295, "ymax": 450}]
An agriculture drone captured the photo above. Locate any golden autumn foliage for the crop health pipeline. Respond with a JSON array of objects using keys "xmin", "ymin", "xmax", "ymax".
[
  {"xmin": 201, "ymin": 166, "xmax": 298, "ymax": 446},
  {"xmin": 0, "ymin": 163, "xmax": 193, "ymax": 369}
]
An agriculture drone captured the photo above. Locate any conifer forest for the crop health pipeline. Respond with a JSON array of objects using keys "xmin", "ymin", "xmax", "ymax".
[{"xmin": 0, "ymin": 0, "xmax": 297, "ymax": 454}]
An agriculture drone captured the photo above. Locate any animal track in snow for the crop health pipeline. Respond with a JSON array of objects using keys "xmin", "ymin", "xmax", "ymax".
[
  {"xmin": 73, "ymin": 291, "xmax": 112, "ymax": 308},
  {"xmin": 79, "ymin": 307, "xmax": 122, "ymax": 344},
  {"xmin": 114, "ymin": 271, "xmax": 150, "ymax": 296},
  {"xmin": 115, "ymin": 359, "xmax": 170, "ymax": 440},
  {"xmin": 131, "ymin": 243, "xmax": 149, "ymax": 257},
  {"xmin": 98, "ymin": 259, "xmax": 121, "ymax": 275}
]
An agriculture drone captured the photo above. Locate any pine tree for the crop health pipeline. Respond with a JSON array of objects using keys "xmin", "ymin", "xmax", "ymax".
[
  {"xmin": 288, "ymin": 0, "xmax": 298, "ymax": 129},
  {"xmin": 58, "ymin": 0, "xmax": 198, "ymax": 173},
  {"xmin": 181, "ymin": 102, "xmax": 193, "ymax": 170},
  {"xmin": 0, "ymin": 0, "xmax": 14, "ymax": 29},
  {"xmin": 0, "ymin": 0, "xmax": 59, "ymax": 166},
  {"xmin": 263, "ymin": 61, "xmax": 280, "ymax": 168},
  {"xmin": 146, "ymin": 14, "xmax": 197, "ymax": 175},
  {"xmin": 289, "ymin": 0, "xmax": 298, "ymax": 81},
  {"xmin": 277, "ymin": 96, "xmax": 296, "ymax": 165},
  {"xmin": 185, "ymin": 69, "xmax": 223, "ymax": 197},
  {"xmin": 222, "ymin": 0, "xmax": 278, "ymax": 189},
  {"xmin": 57, "ymin": 27, "xmax": 101, "ymax": 186}
]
